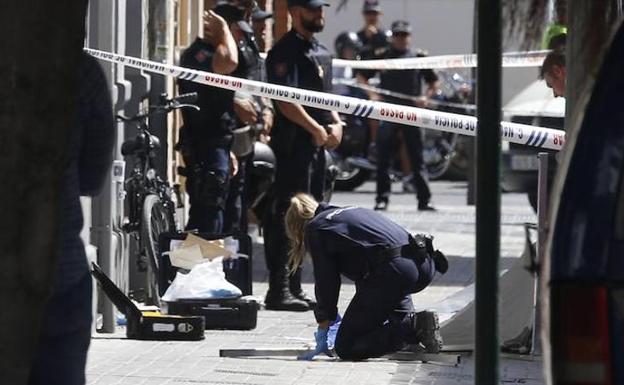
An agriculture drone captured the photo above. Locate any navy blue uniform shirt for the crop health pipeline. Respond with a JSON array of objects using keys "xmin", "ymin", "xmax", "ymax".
[
  {"xmin": 232, "ymin": 33, "xmax": 264, "ymax": 81},
  {"xmin": 305, "ymin": 203, "xmax": 412, "ymax": 322},
  {"xmin": 266, "ymin": 30, "xmax": 334, "ymax": 153},
  {"xmin": 379, "ymin": 48, "xmax": 438, "ymax": 105},
  {"xmin": 179, "ymin": 38, "xmax": 235, "ymax": 145},
  {"xmin": 357, "ymin": 28, "xmax": 391, "ymax": 60}
]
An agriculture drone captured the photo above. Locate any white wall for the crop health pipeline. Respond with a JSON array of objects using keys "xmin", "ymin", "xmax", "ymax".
[{"xmin": 315, "ymin": 0, "xmax": 537, "ymax": 104}]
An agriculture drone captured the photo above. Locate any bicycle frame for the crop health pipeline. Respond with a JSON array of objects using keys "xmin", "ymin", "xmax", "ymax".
[{"xmin": 122, "ymin": 120, "xmax": 176, "ymax": 234}]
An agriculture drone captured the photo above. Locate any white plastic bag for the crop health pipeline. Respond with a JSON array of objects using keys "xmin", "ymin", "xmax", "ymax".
[{"xmin": 161, "ymin": 257, "xmax": 242, "ymax": 301}]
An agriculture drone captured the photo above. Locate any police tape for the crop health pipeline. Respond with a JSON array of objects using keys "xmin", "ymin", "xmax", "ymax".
[
  {"xmin": 333, "ymin": 78, "xmax": 477, "ymax": 112},
  {"xmin": 85, "ymin": 48, "xmax": 565, "ymax": 151},
  {"xmin": 262, "ymin": 50, "xmax": 547, "ymax": 70},
  {"xmin": 333, "ymin": 50, "xmax": 549, "ymax": 70}
]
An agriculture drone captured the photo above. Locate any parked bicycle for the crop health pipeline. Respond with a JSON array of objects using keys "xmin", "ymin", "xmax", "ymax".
[{"xmin": 116, "ymin": 92, "xmax": 199, "ymax": 305}]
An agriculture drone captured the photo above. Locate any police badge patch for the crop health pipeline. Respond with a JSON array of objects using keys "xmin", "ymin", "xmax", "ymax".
[
  {"xmin": 274, "ymin": 62, "xmax": 288, "ymax": 78},
  {"xmin": 195, "ymin": 49, "xmax": 209, "ymax": 63},
  {"xmin": 317, "ymin": 64, "xmax": 324, "ymax": 79}
]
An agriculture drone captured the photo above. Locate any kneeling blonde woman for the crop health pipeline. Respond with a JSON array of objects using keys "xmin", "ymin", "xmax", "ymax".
[{"xmin": 285, "ymin": 193, "xmax": 448, "ymax": 360}]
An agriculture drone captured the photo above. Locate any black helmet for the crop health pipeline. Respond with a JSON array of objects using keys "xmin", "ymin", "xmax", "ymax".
[{"xmin": 334, "ymin": 31, "xmax": 363, "ymax": 59}]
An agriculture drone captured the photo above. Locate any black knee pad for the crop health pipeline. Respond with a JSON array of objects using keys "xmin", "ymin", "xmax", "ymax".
[{"xmin": 188, "ymin": 169, "xmax": 229, "ymax": 209}]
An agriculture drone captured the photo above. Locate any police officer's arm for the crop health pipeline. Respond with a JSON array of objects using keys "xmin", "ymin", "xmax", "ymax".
[
  {"xmin": 274, "ymin": 101, "xmax": 328, "ymax": 146},
  {"xmin": 307, "ymin": 229, "xmax": 341, "ymax": 325},
  {"xmin": 204, "ymin": 10, "xmax": 238, "ymax": 74},
  {"xmin": 410, "ymin": 69, "xmax": 440, "ymax": 108},
  {"xmin": 324, "ymin": 112, "xmax": 344, "ymax": 150},
  {"xmin": 422, "ymin": 69, "xmax": 440, "ymax": 98},
  {"xmin": 266, "ymin": 52, "xmax": 328, "ymax": 146}
]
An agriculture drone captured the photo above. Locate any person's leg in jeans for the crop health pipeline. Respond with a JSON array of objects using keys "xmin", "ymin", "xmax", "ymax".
[
  {"xmin": 334, "ymin": 257, "xmax": 421, "ymax": 360},
  {"xmin": 375, "ymin": 122, "xmax": 397, "ymax": 209},
  {"xmin": 402, "ymin": 126, "xmax": 432, "ymax": 208},
  {"xmin": 28, "ymin": 273, "xmax": 92, "ymax": 385}
]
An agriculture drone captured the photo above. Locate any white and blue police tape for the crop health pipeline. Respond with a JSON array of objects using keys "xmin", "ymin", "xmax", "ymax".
[
  {"xmin": 332, "ymin": 50, "xmax": 550, "ymax": 70},
  {"xmin": 85, "ymin": 48, "xmax": 565, "ymax": 151},
  {"xmin": 333, "ymin": 78, "xmax": 477, "ymax": 112}
]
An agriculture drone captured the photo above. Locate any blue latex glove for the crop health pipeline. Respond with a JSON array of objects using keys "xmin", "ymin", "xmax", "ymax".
[
  {"xmin": 327, "ymin": 314, "xmax": 342, "ymax": 350},
  {"xmin": 298, "ymin": 327, "xmax": 331, "ymax": 360}
]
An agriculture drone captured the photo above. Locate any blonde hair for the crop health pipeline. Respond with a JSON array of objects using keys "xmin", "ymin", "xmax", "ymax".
[{"xmin": 285, "ymin": 193, "xmax": 319, "ymax": 273}]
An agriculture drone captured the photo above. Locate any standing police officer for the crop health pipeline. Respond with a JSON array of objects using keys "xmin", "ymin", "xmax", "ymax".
[
  {"xmin": 177, "ymin": 5, "xmax": 242, "ymax": 234},
  {"xmin": 179, "ymin": 3, "xmax": 263, "ymax": 235},
  {"xmin": 251, "ymin": 5, "xmax": 273, "ymax": 53},
  {"xmin": 375, "ymin": 20, "xmax": 439, "ymax": 211},
  {"xmin": 284, "ymin": 193, "xmax": 448, "ymax": 360},
  {"xmin": 263, "ymin": 0, "xmax": 344, "ymax": 311},
  {"xmin": 356, "ymin": 0, "xmax": 391, "ymax": 80}
]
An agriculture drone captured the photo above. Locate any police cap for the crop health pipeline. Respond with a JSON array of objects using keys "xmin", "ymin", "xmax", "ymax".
[
  {"xmin": 363, "ymin": 0, "xmax": 382, "ymax": 13},
  {"xmin": 391, "ymin": 20, "xmax": 412, "ymax": 35},
  {"xmin": 287, "ymin": 0, "xmax": 330, "ymax": 9},
  {"xmin": 251, "ymin": 6, "xmax": 273, "ymax": 21}
]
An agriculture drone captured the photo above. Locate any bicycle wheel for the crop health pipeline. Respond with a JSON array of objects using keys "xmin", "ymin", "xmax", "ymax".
[{"xmin": 140, "ymin": 194, "xmax": 173, "ymax": 306}]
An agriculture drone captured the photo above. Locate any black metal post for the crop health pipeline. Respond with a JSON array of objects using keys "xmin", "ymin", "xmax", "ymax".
[
  {"xmin": 466, "ymin": 0, "xmax": 478, "ymax": 206},
  {"xmin": 475, "ymin": 0, "xmax": 501, "ymax": 383}
]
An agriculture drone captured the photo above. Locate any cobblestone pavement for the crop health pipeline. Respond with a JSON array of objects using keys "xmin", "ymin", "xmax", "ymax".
[{"xmin": 87, "ymin": 181, "xmax": 544, "ymax": 385}]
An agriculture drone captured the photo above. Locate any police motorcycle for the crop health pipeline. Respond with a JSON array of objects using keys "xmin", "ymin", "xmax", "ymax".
[{"xmin": 421, "ymin": 70, "xmax": 474, "ymax": 181}]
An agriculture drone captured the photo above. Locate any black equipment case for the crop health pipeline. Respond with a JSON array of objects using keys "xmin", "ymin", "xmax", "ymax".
[
  {"xmin": 158, "ymin": 232, "xmax": 258, "ymax": 330},
  {"xmin": 167, "ymin": 297, "xmax": 258, "ymax": 330},
  {"xmin": 91, "ymin": 262, "xmax": 205, "ymax": 341}
]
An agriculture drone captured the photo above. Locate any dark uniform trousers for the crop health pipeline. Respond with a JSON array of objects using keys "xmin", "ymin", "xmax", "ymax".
[
  {"xmin": 376, "ymin": 121, "xmax": 431, "ymax": 204},
  {"xmin": 224, "ymin": 152, "xmax": 252, "ymax": 233},
  {"xmin": 185, "ymin": 143, "xmax": 231, "ymax": 234},
  {"xmin": 264, "ymin": 135, "xmax": 326, "ymax": 273},
  {"xmin": 335, "ymin": 252, "xmax": 435, "ymax": 360},
  {"xmin": 224, "ymin": 33, "xmax": 264, "ymax": 234}
]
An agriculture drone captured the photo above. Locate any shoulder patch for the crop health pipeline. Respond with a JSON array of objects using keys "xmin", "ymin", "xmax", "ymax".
[
  {"xmin": 273, "ymin": 62, "xmax": 288, "ymax": 77},
  {"xmin": 194, "ymin": 49, "xmax": 209, "ymax": 63}
]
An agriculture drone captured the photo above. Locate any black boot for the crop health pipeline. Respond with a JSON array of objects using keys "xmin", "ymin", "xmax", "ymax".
[
  {"xmin": 404, "ymin": 311, "xmax": 443, "ymax": 354},
  {"xmin": 265, "ymin": 269, "xmax": 310, "ymax": 311},
  {"xmin": 289, "ymin": 268, "xmax": 317, "ymax": 308},
  {"xmin": 374, "ymin": 197, "xmax": 388, "ymax": 211}
]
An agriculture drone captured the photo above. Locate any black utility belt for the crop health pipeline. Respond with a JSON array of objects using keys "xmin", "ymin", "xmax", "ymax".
[
  {"xmin": 380, "ymin": 244, "xmax": 427, "ymax": 264},
  {"xmin": 380, "ymin": 234, "xmax": 435, "ymax": 263}
]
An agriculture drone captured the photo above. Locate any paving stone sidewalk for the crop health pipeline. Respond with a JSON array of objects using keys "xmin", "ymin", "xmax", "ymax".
[{"xmin": 87, "ymin": 181, "xmax": 545, "ymax": 384}]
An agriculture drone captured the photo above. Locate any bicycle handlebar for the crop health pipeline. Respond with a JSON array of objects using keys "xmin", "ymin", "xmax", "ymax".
[
  {"xmin": 172, "ymin": 92, "xmax": 198, "ymax": 105},
  {"xmin": 115, "ymin": 92, "xmax": 199, "ymax": 123}
]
